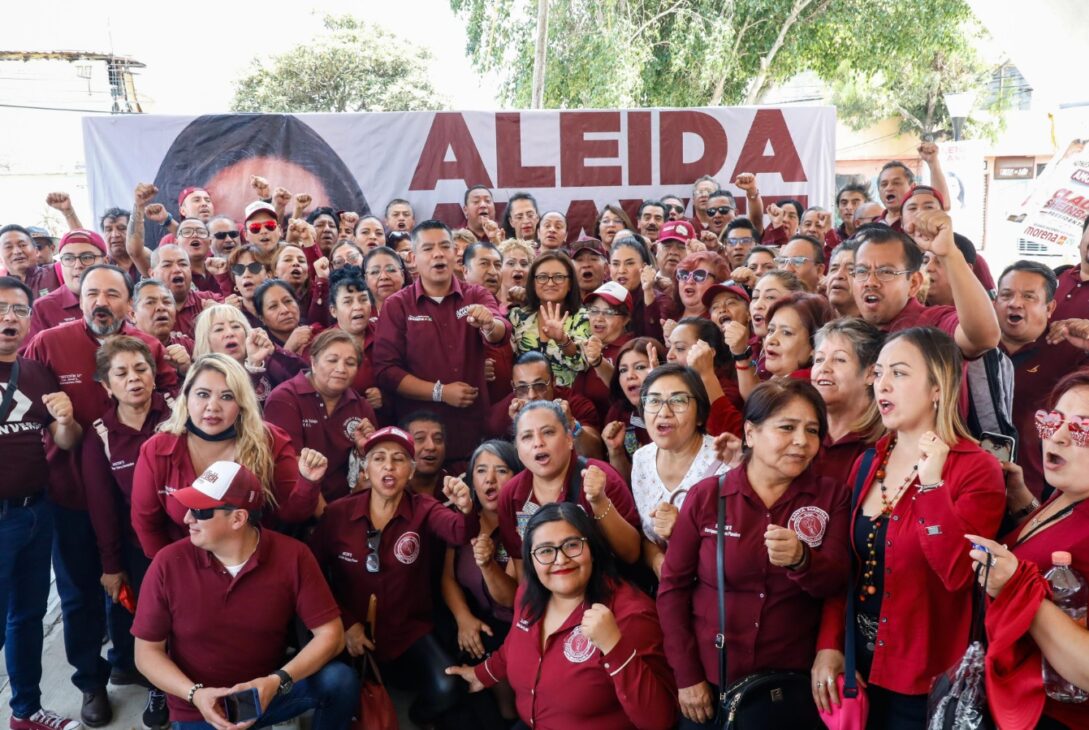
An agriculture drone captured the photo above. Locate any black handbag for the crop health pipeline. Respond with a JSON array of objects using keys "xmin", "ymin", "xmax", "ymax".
[{"xmin": 714, "ymin": 476, "xmax": 822, "ymax": 729}]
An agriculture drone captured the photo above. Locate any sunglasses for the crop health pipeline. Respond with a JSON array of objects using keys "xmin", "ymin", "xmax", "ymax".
[
  {"xmin": 366, "ymin": 529, "xmax": 381, "ymax": 573},
  {"xmin": 231, "ymin": 262, "xmax": 264, "ymax": 276},
  {"xmin": 775, "ymin": 256, "xmax": 812, "ymax": 267},
  {"xmin": 707, "ymin": 206, "xmax": 734, "ymax": 217},
  {"xmin": 676, "ymin": 269, "xmax": 714, "ymax": 283},
  {"xmin": 247, "ymin": 221, "xmax": 277, "ymax": 234},
  {"xmin": 1035, "ymin": 409, "xmax": 1089, "ymax": 446},
  {"xmin": 188, "ymin": 506, "xmax": 235, "ymax": 521},
  {"xmin": 213, "ymin": 230, "xmax": 240, "ymax": 241},
  {"xmin": 665, "ymin": 204, "xmax": 685, "ymax": 214}
]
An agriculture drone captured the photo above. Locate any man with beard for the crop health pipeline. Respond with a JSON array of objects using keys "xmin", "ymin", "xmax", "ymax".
[
  {"xmin": 569, "ymin": 238, "xmax": 608, "ymax": 298},
  {"xmin": 703, "ymin": 190, "xmax": 736, "ymax": 238},
  {"xmin": 0, "ymin": 225, "xmax": 61, "ymax": 300},
  {"xmin": 131, "ymin": 279, "xmax": 193, "ymax": 374},
  {"xmin": 385, "ymin": 199, "xmax": 416, "ymax": 233},
  {"xmin": 24, "ymin": 265, "xmax": 177, "ymax": 727},
  {"xmin": 636, "ymin": 200, "xmax": 666, "ymax": 243},
  {"xmin": 206, "ymin": 215, "xmax": 241, "ymax": 258},
  {"xmin": 654, "ymin": 221, "xmax": 692, "ymax": 281},
  {"xmin": 150, "ymin": 245, "xmax": 221, "ymax": 339},
  {"xmin": 26, "ymin": 230, "xmax": 107, "ymax": 343},
  {"xmin": 462, "ymin": 185, "xmax": 497, "ymax": 243},
  {"xmin": 722, "ymin": 218, "xmax": 758, "ymax": 270}
]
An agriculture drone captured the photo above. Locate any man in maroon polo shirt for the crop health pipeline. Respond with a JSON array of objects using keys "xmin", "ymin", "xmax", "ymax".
[
  {"xmin": 997, "ymin": 260, "xmax": 1089, "ymax": 500},
  {"xmin": 400, "ymin": 412, "xmax": 449, "ymax": 497},
  {"xmin": 25, "ymin": 229, "xmax": 107, "ymax": 344},
  {"xmin": 373, "ymin": 220, "xmax": 510, "ymax": 466},
  {"xmin": 133, "ymin": 460, "xmax": 356, "ymax": 729},
  {"xmin": 131, "ymin": 279, "xmax": 193, "ymax": 375},
  {"xmin": 654, "ymin": 221, "xmax": 691, "ymax": 281},
  {"xmin": 99, "ymin": 207, "xmax": 140, "ymax": 281},
  {"xmin": 462, "ymin": 186, "xmax": 496, "ymax": 242},
  {"xmin": 0, "ymin": 225, "xmax": 62, "ymax": 301},
  {"xmin": 462, "ymin": 241, "xmax": 501, "ymax": 296},
  {"xmin": 570, "ymin": 238, "xmax": 608, "ymax": 298},
  {"xmin": 1052, "ymin": 216, "xmax": 1089, "ymax": 321},
  {"xmin": 148, "ymin": 245, "xmax": 221, "ymax": 339}
]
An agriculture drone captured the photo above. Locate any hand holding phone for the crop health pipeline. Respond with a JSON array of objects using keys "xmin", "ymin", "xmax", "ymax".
[
  {"xmin": 980, "ymin": 431, "xmax": 1016, "ymax": 464},
  {"xmin": 222, "ymin": 687, "xmax": 262, "ymax": 724}
]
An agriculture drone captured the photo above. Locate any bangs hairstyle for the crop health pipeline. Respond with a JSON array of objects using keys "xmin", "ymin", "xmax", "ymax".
[
  {"xmin": 639, "ymin": 363, "xmax": 711, "ymax": 430},
  {"xmin": 162, "ymin": 354, "xmax": 277, "ymax": 503},
  {"xmin": 855, "ymin": 226, "xmax": 924, "ymax": 273},
  {"xmin": 814, "ymin": 318, "xmax": 885, "ymax": 443},
  {"xmin": 519, "ymin": 502, "xmax": 617, "ymax": 624},
  {"xmin": 362, "ymin": 246, "xmax": 411, "ymax": 290},
  {"xmin": 253, "ymin": 278, "xmax": 298, "ymax": 319},
  {"xmin": 608, "ymin": 337, "xmax": 666, "ymax": 408},
  {"xmin": 94, "ymin": 335, "xmax": 156, "ymax": 383},
  {"xmin": 594, "ymin": 204, "xmax": 634, "ymax": 238},
  {"xmin": 764, "ymin": 293, "xmax": 834, "ymax": 356},
  {"xmin": 525, "ymin": 251, "xmax": 581, "ymax": 314},
  {"xmin": 1049, "ymin": 370, "xmax": 1089, "ymax": 409},
  {"xmin": 468, "ymin": 439, "xmax": 524, "ymax": 508},
  {"xmin": 755, "ymin": 269, "xmax": 806, "ymax": 294},
  {"xmin": 743, "ymin": 379, "xmax": 829, "ymax": 453},
  {"xmin": 192, "ymin": 304, "xmax": 252, "ymax": 359},
  {"xmin": 609, "ymin": 236, "xmax": 654, "ymax": 266},
  {"xmin": 328, "ymin": 264, "xmax": 372, "ymax": 305},
  {"xmin": 882, "ymin": 326, "xmax": 971, "ymax": 444},
  {"xmin": 498, "ymin": 238, "xmax": 535, "ymax": 263}
]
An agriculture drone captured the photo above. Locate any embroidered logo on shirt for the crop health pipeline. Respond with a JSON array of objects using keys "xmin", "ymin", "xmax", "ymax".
[
  {"xmin": 343, "ymin": 417, "xmax": 363, "ymax": 442},
  {"xmin": 788, "ymin": 506, "xmax": 830, "ymax": 548},
  {"xmin": 394, "ymin": 531, "xmax": 421, "ymax": 564},
  {"xmin": 407, "ymin": 315, "xmax": 433, "ymax": 322},
  {"xmin": 563, "ymin": 627, "xmax": 596, "ymax": 664}
]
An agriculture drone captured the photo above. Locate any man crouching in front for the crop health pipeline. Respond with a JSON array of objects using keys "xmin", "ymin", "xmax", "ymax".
[{"xmin": 132, "ymin": 461, "xmax": 357, "ymax": 729}]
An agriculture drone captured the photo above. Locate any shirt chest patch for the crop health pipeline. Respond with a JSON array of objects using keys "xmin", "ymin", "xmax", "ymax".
[
  {"xmin": 788, "ymin": 506, "xmax": 830, "ymax": 548},
  {"xmin": 342, "ymin": 417, "xmax": 362, "ymax": 441},
  {"xmin": 563, "ymin": 627, "xmax": 596, "ymax": 664},
  {"xmin": 394, "ymin": 531, "xmax": 420, "ymax": 564}
]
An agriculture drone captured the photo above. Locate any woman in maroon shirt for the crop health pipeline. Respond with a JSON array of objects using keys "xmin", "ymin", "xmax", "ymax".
[
  {"xmin": 812, "ymin": 327, "xmax": 1005, "ymax": 729},
  {"xmin": 810, "ymin": 317, "xmax": 885, "ymax": 485},
  {"xmin": 222, "ymin": 244, "xmax": 269, "ymax": 328},
  {"xmin": 723, "ymin": 269, "xmax": 806, "ymax": 387},
  {"xmin": 608, "ymin": 235, "xmax": 670, "ymax": 341},
  {"xmin": 670, "ymin": 251, "xmax": 729, "ymax": 321},
  {"xmin": 665, "ymin": 317, "xmax": 744, "ymax": 437},
  {"xmin": 327, "ymin": 264, "xmax": 385, "ymax": 415},
  {"xmin": 363, "ymin": 246, "xmax": 410, "ymax": 320},
  {"xmin": 602, "ymin": 337, "xmax": 665, "ymax": 481},
  {"xmin": 570, "ymin": 281, "xmax": 634, "ymax": 423},
  {"xmin": 447, "ymin": 501, "xmax": 679, "ymax": 730},
  {"xmin": 255, "ymin": 279, "xmax": 319, "ymax": 357},
  {"xmin": 657, "ymin": 379, "xmax": 850, "ymax": 727},
  {"xmin": 130, "ymin": 353, "xmax": 326, "ymax": 557},
  {"xmin": 272, "ymin": 243, "xmax": 330, "ymax": 327},
  {"xmin": 734, "ymin": 292, "xmax": 831, "ymax": 401}
]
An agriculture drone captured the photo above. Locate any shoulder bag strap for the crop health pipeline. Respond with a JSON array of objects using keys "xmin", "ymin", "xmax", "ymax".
[
  {"xmin": 716, "ymin": 473, "xmax": 728, "ymax": 709},
  {"xmin": 93, "ymin": 419, "xmax": 111, "ymax": 461},
  {"xmin": 567, "ymin": 455, "xmax": 588, "ymax": 504},
  {"xmin": 0, "ymin": 359, "xmax": 21, "ymax": 423},
  {"xmin": 844, "ymin": 447, "xmax": 877, "ymax": 698}
]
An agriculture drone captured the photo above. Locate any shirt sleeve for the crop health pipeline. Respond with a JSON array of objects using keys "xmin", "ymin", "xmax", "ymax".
[
  {"xmin": 423, "ymin": 497, "xmax": 481, "ymax": 547},
  {"xmin": 474, "ymin": 639, "xmax": 509, "ymax": 688},
  {"xmin": 602, "ymin": 594, "xmax": 680, "ymax": 730},
  {"xmin": 373, "ymin": 295, "xmax": 410, "ymax": 393},
  {"xmin": 292, "ymin": 543, "xmax": 342, "ymax": 630},
  {"xmin": 130, "ymin": 552, "xmax": 172, "ymax": 642},
  {"xmin": 306, "ymin": 277, "xmax": 331, "ymax": 327},
  {"xmin": 131, "ymin": 440, "xmax": 176, "ymax": 559},
  {"xmin": 705, "ymin": 392, "xmax": 743, "ymax": 438},
  {"xmin": 266, "ymin": 427, "xmax": 320, "ymax": 525},
  {"xmin": 786, "ymin": 479, "xmax": 851, "ymax": 599},
  {"xmin": 148, "ymin": 340, "xmax": 180, "ymax": 397},
  {"xmin": 82, "ymin": 431, "xmax": 124, "ymax": 574},
  {"xmin": 306, "ymin": 513, "xmax": 361, "ymax": 630}
]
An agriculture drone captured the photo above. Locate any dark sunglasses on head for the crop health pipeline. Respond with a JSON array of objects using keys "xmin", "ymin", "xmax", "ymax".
[
  {"xmin": 248, "ymin": 221, "xmax": 277, "ymax": 234},
  {"xmin": 707, "ymin": 206, "xmax": 734, "ymax": 217},
  {"xmin": 231, "ymin": 262, "xmax": 264, "ymax": 276},
  {"xmin": 189, "ymin": 506, "xmax": 235, "ymax": 521},
  {"xmin": 676, "ymin": 269, "xmax": 714, "ymax": 283},
  {"xmin": 213, "ymin": 230, "xmax": 240, "ymax": 241}
]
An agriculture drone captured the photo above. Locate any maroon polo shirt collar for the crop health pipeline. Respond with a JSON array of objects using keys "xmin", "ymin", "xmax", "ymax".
[
  {"xmin": 348, "ymin": 485, "xmax": 416, "ymax": 525},
  {"xmin": 193, "ymin": 527, "xmax": 269, "ymax": 583},
  {"xmin": 719, "ymin": 461, "xmax": 821, "ymax": 500},
  {"xmin": 411, "ymin": 275, "xmax": 465, "ymax": 303}
]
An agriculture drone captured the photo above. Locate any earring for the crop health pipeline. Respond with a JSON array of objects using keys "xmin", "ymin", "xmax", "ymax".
[{"xmin": 933, "ymin": 401, "xmax": 939, "ymax": 410}]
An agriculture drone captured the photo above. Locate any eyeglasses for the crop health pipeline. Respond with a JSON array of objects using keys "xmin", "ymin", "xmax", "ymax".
[
  {"xmin": 774, "ymin": 256, "xmax": 812, "ymax": 267},
  {"xmin": 213, "ymin": 231, "xmax": 240, "ymax": 241},
  {"xmin": 586, "ymin": 306, "xmax": 623, "ymax": 318},
  {"xmin": 0, "ymin": 303, "xmax": 32, "ymax": 319},
  {"xmin": 531, "ymin": 536, "xmax": 588, "ymax": 565},
  {"xmin": 725, "ymin": 236, "xmax": 754, "ymax": 246},
  {"xmin": 366, "ymin": 529, "xmax": 381, "ymax": 573},
  {"xmin": 1035, "ymin": 409, "xmax": 1089, "ymax": 446},
  {"xmin": 366, "ymin": 265, "xmax": 401, "ymax": 278},
  {"xmin": 534, "ymin": 273, "xmax": 569, "ymax": 285},
  {"xmin": 676, "ymin": 269, "xmax": 714, "ymax": 283},
  {"xmin": 332, "ymin": 256, "xmax": 362, "ymax": 270},
  {"xmin": 707, "ymin": 206, "xmax": 735, "ymax": 217},
  {"xmin": 231, "ymin": 262, "xmax": 264, "ymax": 276},
  {"xmin": 513, "ymin": 381, "xmax": 550, "ymax": 398},
  {"xmin": 188, "ymin": 506, "xmax": 235, "ymax": 521},
  {"xmin": 851, "ymin": 266, "xmax": 911, "ymax": 282},
  {"xmin": 642, "ymin": 393, "xmax": 694, "ymax": 414},
  {"xmin": 177, "ymin": 228, "xmax": 209, "ymax": 239},
  {"xmin": 665, "ymin": 204, "xmax": 685, "ymax": 214},
  {"xmin": 59, "ymin": 252, "xmax": 104, "ymax": 267},
  {"xmin": 247, "ymin": 221, "xmax": 277, "ymax": 234}
]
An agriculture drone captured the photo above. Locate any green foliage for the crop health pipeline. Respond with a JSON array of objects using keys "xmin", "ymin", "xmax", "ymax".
[{"xmin": 230, "ymin": 15, "xmax": 446, "ymax": 113}]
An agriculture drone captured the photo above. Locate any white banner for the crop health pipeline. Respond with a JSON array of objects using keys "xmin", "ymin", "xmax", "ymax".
[
  {"xmin": 1007, "ymin": 138, "xmax": 1089, "ymax": 262},
  {"xmin": 82, "ymin": 107, "xmax": 835, "ymax": 240}
]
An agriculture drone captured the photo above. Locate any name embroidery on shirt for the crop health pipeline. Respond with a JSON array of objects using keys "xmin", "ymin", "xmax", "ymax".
[
  {"xmin": 407, "ymin": 315, "xmax": 433, "ymax": 323},
  {"xmin": 788, "ymin": 506, "xmax": 830, "ymax": 548},
  {"xmin": 704, "ymin": 525, "xmax": 739, "ymax": 538},
  {"xmin": 455, "ymin": 305, "xmax": 473, "ymax": 320},
  {"xmin": 301, "ymin": 418, "xmax": 320, "ymax": 429},
  {"xmin": 160, "ymin": 485, "xmax": 177, "ymax": 496},
  {"xmin": 338, "ymin": 551, "xmax": 358, "ymax": 564},
  {"xmin": 394, "ymin": 531, "xmax": 421, "ymax": 564},
  {"xmin": 58, "ymin": 373, "xmax": 81, "ymax": 385},
  {"xmin": 563, "ymin": 627, "xmax": 596, "ymax": 664}
]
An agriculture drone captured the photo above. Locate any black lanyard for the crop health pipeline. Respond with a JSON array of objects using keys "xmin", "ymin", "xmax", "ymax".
[{"xmin": 1015, "ymin": 498, "xmax": 1086, "ymax": 547}]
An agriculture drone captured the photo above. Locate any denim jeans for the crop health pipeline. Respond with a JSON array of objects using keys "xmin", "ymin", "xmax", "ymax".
[
  {"xmin": 50, "ymin": 502, "xmax": 111, "ymax": 691},
  {"xmin": 107, "ymin": 537, "xmax": 152, "ymax": 674},
  {"xmin": 171, "ymin": 661, "xmax": 359, "ymax": 730},
  {"xmin": 0, "ymin": 497, "xmax": 53, "ymax": 719}
]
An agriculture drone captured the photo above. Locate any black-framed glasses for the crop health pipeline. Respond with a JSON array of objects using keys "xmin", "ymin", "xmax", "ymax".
[
  {"xmin": 231, "ymin": 262, "xmax": 264, "ymax": 276},
  {"xmin": 0, "ymin": 303, "xmax": 32, "ymax": 319},
  {"xmin": 59, "ymin": 252, "xmax": 104, "ymax": 267},
  {"xmin": 851, "ymin": 266, "xmax": 911, "ymax": 282},
  {"xmin": 178, "ymin": 227, "xmax": 209, "ymax": 239},
  {"xmin": 366, "ymin": 529, "xmax": 381, "ymax": 573},
  {"xmin": 774, "ymin": 256, "xmax": 812, "ymax": 267},
  {"xmin": 531, "ymin": 537, "xmax": 588, "ymax": 565},
  {"xmin": 642, "ymin": 393, "xmax": 693, "ymax": 414},
  {"xmin": 534, "ymin": 273, "xmax": 569, "ymax": 285},
  {"xmin": 725, "ymin": 236, "xmax": 754, "ymax": 246},
  {"xmin": 513, "ymin": 381, "xmax": 550, "ymax": 398},
  {"xmin": 188, "ymin": 506, "xmax": 235, "ymax": 521},
  {"xmin": 213, "ymin": 231, "xmax": 240, "ymax": 241},
  {"xmin": 676, "ymin": 269, "xmax": 714, "ymax": 283},
  {"xmin": 707, "ymin": 206, "xmax": 734, "ymax": 217}
]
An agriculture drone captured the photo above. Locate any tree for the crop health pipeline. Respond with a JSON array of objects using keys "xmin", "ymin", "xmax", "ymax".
[{"xmin": 230, "ymin": 15, "xmax": 446, "ymax": 113}]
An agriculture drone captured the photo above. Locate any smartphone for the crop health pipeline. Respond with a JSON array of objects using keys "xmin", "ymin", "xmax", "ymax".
[
  {"xmin": 979, "ymin": 431, "xmax": 1015, "ymax": 463},
  {"xmin": 222, "ymin": 688, "xmax": 262, "ymax": 723}
]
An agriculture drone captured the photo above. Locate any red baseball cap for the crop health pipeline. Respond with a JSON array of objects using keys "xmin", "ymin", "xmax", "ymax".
[
  {"xmin": 901, "ymin": 184, "xmax": 946, "ymax": 210},
  {"xmin": 702, "ymin": 280, "xmax": 751, "ymax": 307},
  {"xmin": 172, "ymin": 461, "xmax": 265, "ymax": 511},
  {"xmin": 658, "ymin": 220, "xmax": 695, "ymax": 246},
  {"xmin": 58, "ymin": 229, "xmax": 107, "ymax": 255},
  {"xmin": 178, "ymin": 186, "xmax": 209, "ymax": 210},
  {"xmin": 361, "ymin": 426, "xmax": 416, "ymax": 459},
  {"xmin": 587, "ymin": 281, "xmax": 633, "ymax": 313},
  {"xmin": 568, "ymin": 237, "xmax": 607, "ymax": 259}
]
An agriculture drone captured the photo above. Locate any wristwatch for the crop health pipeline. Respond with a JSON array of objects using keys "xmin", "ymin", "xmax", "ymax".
[{"xmin": 271, "ymin": 669, "xmax": 293, "ymax": 697}]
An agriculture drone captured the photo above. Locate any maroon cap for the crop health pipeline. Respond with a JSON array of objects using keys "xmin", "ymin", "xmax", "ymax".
[
  {"xmin": 58, "ymin": 229, "xmax": 107, "ymax": 255},
  {"xmin": 568, "ymin": 237, "xmax": 606, "ymax": 259},
  {"xmin": 178, "ymin": 186, "xmax": 208, "ymax": 210},
  {"xmin": 702, "ymin": 280, "xmax": 750, "ymax": 308},
  {"xmin": 172, "ymin": 461, "xmax": 265, "ymax": 511},
  {"xmin": 658, "ymin": 220, "xmax": 696, "ymax": 246},
  {"xmin": 586, "ymin": 281, "xmax": 633, "ymax": 313},
  {"xmin": 361, "ymin": 426, "xmax": 415, "ymax": 459},
  {"xmin": 901, "ymin": 184, "xmax": 946, "ymax": 211}
]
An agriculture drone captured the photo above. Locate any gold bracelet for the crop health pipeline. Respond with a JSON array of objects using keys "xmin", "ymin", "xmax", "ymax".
[{"xmin": 593, "ymin": 500, "xmax": 614, "ymax": 521}]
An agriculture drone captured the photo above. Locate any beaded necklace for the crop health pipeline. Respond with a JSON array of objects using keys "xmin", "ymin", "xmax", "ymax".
[{"xmin": 859, "ymin": 435, "xmax": 918, "ymax": 601}]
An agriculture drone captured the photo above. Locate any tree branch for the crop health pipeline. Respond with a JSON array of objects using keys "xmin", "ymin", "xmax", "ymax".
[{"xmin": 743, "ymin": 0, "xmax": 815, "ymax": 104}]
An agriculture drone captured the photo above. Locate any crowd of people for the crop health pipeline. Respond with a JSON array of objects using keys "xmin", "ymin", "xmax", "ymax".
[{"xmin": 1, "ymin": 137, "xmax": 1088, "ymax": 730}]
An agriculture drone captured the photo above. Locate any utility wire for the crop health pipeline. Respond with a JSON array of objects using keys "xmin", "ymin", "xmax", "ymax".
[{"xmin": 0, "ymin": 102, "xmax": 119, "ymax": 113}]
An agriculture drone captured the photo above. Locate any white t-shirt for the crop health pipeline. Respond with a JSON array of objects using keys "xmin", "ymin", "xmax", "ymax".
[{"xmin": 631, "ymin": 434, "xmax": 728, "ymax": 544}]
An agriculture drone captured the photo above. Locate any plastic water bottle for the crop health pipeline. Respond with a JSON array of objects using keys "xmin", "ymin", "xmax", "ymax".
[{"xmin": 1043, "ymin": 551, "xmax": 1088, "ymax": 703}]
